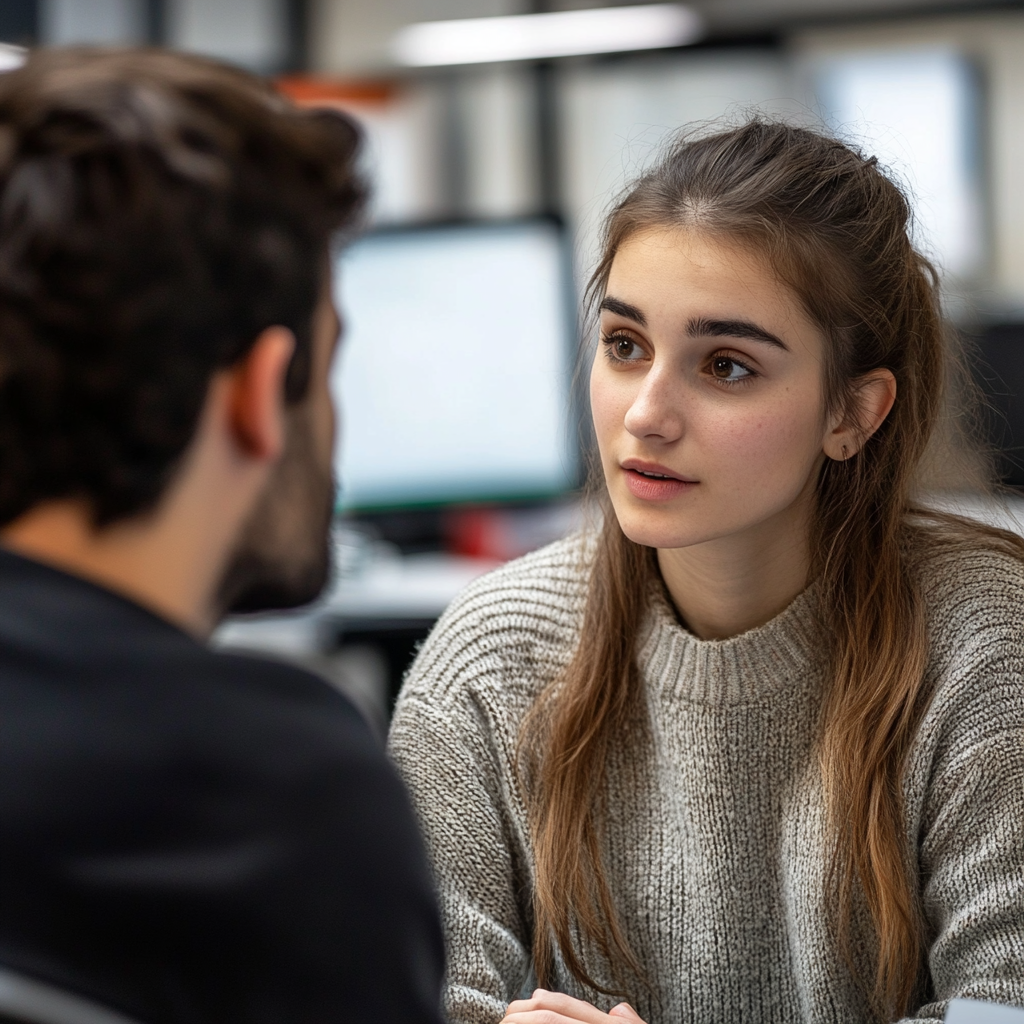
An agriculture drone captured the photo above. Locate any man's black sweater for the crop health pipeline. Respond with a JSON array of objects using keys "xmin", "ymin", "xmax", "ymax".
[{"xmin": 0, "ymin": 546, "xmax": 444, "ymax": 1023}]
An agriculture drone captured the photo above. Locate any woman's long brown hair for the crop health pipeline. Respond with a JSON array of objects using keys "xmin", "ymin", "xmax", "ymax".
[{"xmin": 519, "ymin": 120, "xmax": 1024, "ymax": 1017}]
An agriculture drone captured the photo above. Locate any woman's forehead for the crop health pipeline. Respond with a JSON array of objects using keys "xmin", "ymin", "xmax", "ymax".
[{"xmin": 605, "ymin": 226, "xmax": 820, "ymax": 342}]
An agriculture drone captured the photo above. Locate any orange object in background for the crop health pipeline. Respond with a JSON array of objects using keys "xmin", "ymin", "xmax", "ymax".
[
  {"xmin": 275, "ymin": 76, "xmax": 399, "ymax": 111},
  {"xmin": 273, "ymin": 74, "xmax": 434, "ymax": 234}
]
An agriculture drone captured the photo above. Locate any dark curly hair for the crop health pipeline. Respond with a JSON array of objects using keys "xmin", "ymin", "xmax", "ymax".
[{"xmin": 0, "ymin": 47, "xmax": 367, "ymax": 527}]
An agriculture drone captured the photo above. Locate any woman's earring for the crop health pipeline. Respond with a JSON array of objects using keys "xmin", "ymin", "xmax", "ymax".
[{"xmin": 841, "ymin": 445, "xmax": 849, "ymax": 461}]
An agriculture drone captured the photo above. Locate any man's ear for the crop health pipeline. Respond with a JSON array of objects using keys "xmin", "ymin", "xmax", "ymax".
[
  {"xmin": 823, "ymin": 368, "xmax": 897, "ymax": 461},
  {"xmin": 225, "ymin": 327, "xmax": 296, "ymax": 461}
]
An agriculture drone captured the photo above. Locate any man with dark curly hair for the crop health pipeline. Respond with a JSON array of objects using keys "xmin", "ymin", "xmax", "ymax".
[{"xmin": 0, "ymin": 48, "xmax": 443, "ymax": 1024}]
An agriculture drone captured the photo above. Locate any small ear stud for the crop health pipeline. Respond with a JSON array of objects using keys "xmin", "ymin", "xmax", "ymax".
[{"xmin": 841, "ymin": 445, "xmax": 849, "ymax": 461}]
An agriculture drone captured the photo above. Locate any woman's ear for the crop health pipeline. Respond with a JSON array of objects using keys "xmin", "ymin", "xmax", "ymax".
[{"xmin": 823, "ymin": 368, "xmax": 897, "ymax": 462}]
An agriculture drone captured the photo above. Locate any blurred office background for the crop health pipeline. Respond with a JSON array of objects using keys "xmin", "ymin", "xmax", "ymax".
[
  {"xmin": 4, "ymin": 0, "xmax": 1020, "ymax": 293},
  {"xmin": 6, "ymin": 0, "xmax": 1024, "ymax": 730}
]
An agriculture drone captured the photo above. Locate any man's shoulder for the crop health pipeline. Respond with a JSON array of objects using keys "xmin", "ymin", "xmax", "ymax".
[
  {"xmin": 197, "ymin": 646, "xmax": 378, "ymax": 751},
  {"xmin": 0, "ymin": 551, "xmax": 418, "ymax": 899},
  {"xmin": 0, "ymin": 569, "xmax": 443, "ymax": 1024},
  {"xmin": 0, "ymin": 548, "xmax": 384, "ymax": 800}
]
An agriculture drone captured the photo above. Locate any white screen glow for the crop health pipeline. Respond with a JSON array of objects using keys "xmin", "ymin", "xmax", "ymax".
[{"xmin": 332, "ymin": 221, "xmax": 575, "ymax": 510}]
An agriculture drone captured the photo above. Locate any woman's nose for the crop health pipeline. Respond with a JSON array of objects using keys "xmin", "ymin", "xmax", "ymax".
[{"xmin": 622, "ymin": 366, "xmax": 685, "ymax": 442}]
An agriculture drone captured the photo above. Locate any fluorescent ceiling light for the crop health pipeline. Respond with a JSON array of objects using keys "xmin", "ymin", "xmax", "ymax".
[
  {"xmin": 0, "ymin": 43, "xmax": 26, "ymax": 73},
  {"xmin": 392, "ymin": 4, "xmax": 703, "ymax": 67}
]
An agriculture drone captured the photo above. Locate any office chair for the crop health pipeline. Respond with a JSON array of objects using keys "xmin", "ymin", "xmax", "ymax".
[
  {"xmin": 947, "ymin": 999, "xmax": 1024, "ymax": 1023},
  {"xmin": 0, "ymin": 967, "xmax": 140, "ymax": 1024}
]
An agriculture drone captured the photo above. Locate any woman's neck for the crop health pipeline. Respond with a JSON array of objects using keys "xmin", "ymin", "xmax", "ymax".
[{"xmin": 656, "ymin": 494, "xmax": 814, "ymax": 641}]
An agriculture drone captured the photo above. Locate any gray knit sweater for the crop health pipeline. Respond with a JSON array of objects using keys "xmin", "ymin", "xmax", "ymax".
[{"xmin": 388, "ymin": 533, "xmax": 1024, "ymax": 1024}]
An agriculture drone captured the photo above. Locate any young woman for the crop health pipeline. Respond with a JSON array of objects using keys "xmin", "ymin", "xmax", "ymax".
[{"xmin": 388, "ymin": 121, "xmax": 1024, "ymax": 1024}]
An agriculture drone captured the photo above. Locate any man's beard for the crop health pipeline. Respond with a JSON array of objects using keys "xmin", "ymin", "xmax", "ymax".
[{"xmin": 214, "ymin": 408, "xmax": 336, "ymax": 618}]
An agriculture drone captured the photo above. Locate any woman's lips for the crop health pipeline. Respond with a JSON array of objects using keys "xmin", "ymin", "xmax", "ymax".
[{"xmin": 621, "ymin": 465, "xmax": 696, "ymax": 502}]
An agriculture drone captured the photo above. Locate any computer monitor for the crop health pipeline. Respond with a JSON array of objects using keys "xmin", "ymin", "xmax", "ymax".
[{"xmin": 331, "ymin": 218, "xmax": 578, "ymax": 512}]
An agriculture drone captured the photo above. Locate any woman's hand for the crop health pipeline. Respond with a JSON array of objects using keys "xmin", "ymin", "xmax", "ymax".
[{"xmin": 500, "ymin": 989, "xmax": 647, "ymax": 1024}]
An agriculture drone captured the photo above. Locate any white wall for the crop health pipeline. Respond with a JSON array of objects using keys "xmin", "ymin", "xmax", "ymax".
[
  {"xmin": 166, "ymin": 0, "xmax": 287, "ymax": 73},
  {"xmin": 340, "ymin": 70, "xmax": 537, "ymax": 223},
  {"xmin": 461, "ymin": 66, "xmax": 538, "ymax": 218},
  {"xmin": 309, "ymin": 0, "xmax": 518, "ymax": 76},
  {"xmin": 559, "ymin": 50, "xmax": 806, "ymax": 283},
  {"xmin": 348, "ymin": 84, "xmax": 451, "ymax": 224}
]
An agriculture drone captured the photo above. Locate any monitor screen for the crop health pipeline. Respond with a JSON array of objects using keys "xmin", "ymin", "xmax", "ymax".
[{"xmin": 331, "ymin": 219, "xmax": 577, "ymax": 511}]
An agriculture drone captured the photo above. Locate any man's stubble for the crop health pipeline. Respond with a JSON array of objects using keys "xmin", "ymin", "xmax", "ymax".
[{"xmin": 215, "ymin": 401, "xmax": 335, "ymax": 618}]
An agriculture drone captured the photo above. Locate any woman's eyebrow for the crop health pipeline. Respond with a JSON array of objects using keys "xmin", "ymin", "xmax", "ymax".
[
  {"xmin": 688, "ymin": 316, "xmax": 788, "ymax": 351},
  {"xmin": 599, "ymin": 296, "xmax": 647, "ymax": 326}
]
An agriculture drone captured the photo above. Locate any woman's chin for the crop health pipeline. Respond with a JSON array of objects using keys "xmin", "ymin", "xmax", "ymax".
[{"xmin": 613, "ymin": 506, "xmax": 712, "ymax": 551}]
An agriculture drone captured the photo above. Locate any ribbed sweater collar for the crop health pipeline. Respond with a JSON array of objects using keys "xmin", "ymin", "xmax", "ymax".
[{"xmin": 637, "ymin": 581, "xmax": 826, "ymax": 707}]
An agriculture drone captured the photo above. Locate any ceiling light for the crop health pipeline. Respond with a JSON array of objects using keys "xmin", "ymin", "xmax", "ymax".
[
  {"xmin": 0, "ymin": 43, "xmax": 26, "ymax": 73},
  {"xmin": 392, "ymin": 4, "xmax": 703, "ymax": 67}
]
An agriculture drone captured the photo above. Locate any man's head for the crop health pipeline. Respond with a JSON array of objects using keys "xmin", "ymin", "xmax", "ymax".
[{"xmin": 0, "ymin": 48, "xmax": 365, "ymax": 617}]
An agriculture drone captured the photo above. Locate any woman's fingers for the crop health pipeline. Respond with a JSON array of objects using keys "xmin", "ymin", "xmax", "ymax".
[
  {"xmin": 609, "ymin": 1003, "xmax": 646, "ymax": 1022},
  {"xmin": 501, "ymin": 1014, "xmax": 591, "ymax": 1024},
  {"xmin": 501, "ymin": 989, "xmax": 619, "ymax": 1024}
]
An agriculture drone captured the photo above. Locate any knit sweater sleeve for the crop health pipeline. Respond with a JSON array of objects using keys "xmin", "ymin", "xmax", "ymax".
[
  {"xmin": 388, "ymin": 539, "xmax": 588, "ymax": 1024},
  {"xmin": 900, "ymin": 548, "xmax": 1024, "ymax": 1022},
  {"xmin": 390, "ymin": 694, "xmax": 531, "ymax": 1024}
]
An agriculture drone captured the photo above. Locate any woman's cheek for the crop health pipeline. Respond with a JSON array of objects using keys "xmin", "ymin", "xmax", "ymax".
[
  {"xmin": 700, "ymin": 399, "xmax": 821, "ymax": 492},
  {"xmin": 589, "ymin": 368, "xmax": 629, "ymax": 450}
]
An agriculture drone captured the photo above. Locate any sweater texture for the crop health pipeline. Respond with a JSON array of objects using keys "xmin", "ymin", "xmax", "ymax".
[{"xmin": 389, "ymin": 532, "xmax": 1024, "ymax": 1024}]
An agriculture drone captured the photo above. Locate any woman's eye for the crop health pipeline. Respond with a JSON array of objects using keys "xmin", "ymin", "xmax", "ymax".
[
  {"xmin": 709, "ymin": 356, "xmax": 753, "ymax": 382},
  {"xmin": 603, "ymin": 333, "xmax": 645, "ymax": 362}
]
